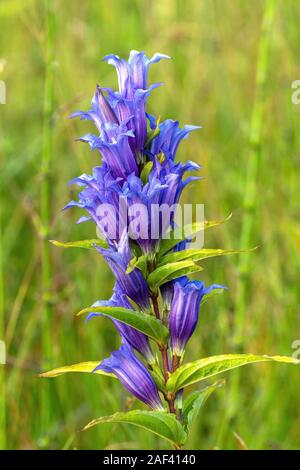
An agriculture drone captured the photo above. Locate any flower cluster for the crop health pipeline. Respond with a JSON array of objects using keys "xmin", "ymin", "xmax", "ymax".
[
  {"xmin": 43, "ymin": 49, "xmax": 299, "ymax": 449},
  {"xmin": 67, "ymin": 51, "xmax": 223, "ymax": 413}
]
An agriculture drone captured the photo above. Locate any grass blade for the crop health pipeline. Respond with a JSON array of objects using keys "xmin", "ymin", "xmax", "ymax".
[{"xmin": 40, "ymin": 0, "xmax": 56, "ymax": 432}]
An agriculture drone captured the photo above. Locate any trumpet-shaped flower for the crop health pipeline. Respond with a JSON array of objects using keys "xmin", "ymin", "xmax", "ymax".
[
  {"xmin": 96, "ymin": 232, "xmax": 151, "ymax": 311},
  {"xmin": 117, "ymin": 158, "xmax": 201, "ymax": 253},
  {"xmin": 71, "ymin": 52, "xmax": 170, "ymax": 174},
  {"xmin": 64, "ymin": 163, "xmax": 126, "ymax": 239},
  {"xmin": 149, "ymin": 118, "xmax": 201, "ymax": 161},
  {"xmin": 71, "ymin": 86, "xmax": 139, "ymax": 180},
  {"xmin": 103, "ymin": 50, "xmax": 170, "ymax": 98},
  {"xmin": 169, "ymin": 277, "xmax": 225, "ymax": 356},
  {"xmin": 95, "ymin": 343, "xmax": 163, "ymax": 410}
]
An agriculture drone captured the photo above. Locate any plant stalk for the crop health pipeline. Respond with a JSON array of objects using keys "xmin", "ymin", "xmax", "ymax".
[
  {"xmin": 40, "ymin": 0, "xmax": 56, "ymax": 434},
  {"xmin": 217, "ymin": 0, "xmax": 276, "ymax": 450},
  {"xmin": 0, "ymin": 208, "xmax": 6, "ymax": 449},
  {"xmin": 234, "ymin": 0, "xmax": 275, "ymax": 342},
  {"xmin": 151, "ymin": 292, "xmax": 176, "ymax": 414}
]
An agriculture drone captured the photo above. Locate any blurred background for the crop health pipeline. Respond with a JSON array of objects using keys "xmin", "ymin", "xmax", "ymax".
[{"xmin": 0, "ymin": 0, "xmax": 299, "ymax": 450}]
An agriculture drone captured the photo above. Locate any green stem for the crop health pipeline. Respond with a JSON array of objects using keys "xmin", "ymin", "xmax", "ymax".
[
  {"xmin": 40, "ymin": 0, "xmax": 56, "ymax": 434},
  {"xmin": 172, "ymin": 354, "xmax": 181, "ymax": 372},
  {"xmin": 234, "ymin": 0, "xmax": 275, "ymax": 342},
  {"xmin": 151, "ymin": 292, "xmax": 176, "ymax": 414},
  {"xmin": 0, "ymin": 208, "xmax": 6, "ymax": 449},
  {"xmin": 159, "ymin": 345, "xmax": 169, "ymax": 383},
  {"xmin": 173, "ymin": 443, "xmax": 183, "ymax": 450},
  {"xmin": 217, "ymin": 0, "xmax": 276, "ymax": 450},
  {"xmin": 151, "ymin": 291, "xmax": 160, "ymax": 320}
]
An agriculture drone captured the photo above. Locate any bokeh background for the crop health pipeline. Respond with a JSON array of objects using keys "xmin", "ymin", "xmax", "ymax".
[{"xmin": 0, "ymin": 0, "xmax": 299, "ymax": 450}]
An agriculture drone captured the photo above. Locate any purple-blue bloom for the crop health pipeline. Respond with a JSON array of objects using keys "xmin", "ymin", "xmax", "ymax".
[
  {"xmin": 65, "ymin": 156, "xmax": 200, "ymax": 250},
  {"xmin": 95, "ymin": 343, "xmax": 163, "ymax": 410},
  {"xmin": 103, "ymin": 51, "xmax": 170, "ymax": 98},
  {"xmin": 71, "ymin": 51, "xmax": 170, "ymax": 174},
  {"xmin": 96, "ymin": 232, "xmax": 151, "ymax": 311},
  {"xmin": 64, "ymin": 163, "xmax": 124, "ymax": 233},
  {"xmin": 71, "ymin": 86, "xmax": 139, "ymax": 181},
  {"xmin": 102, "ymin": 51, "xmax": 169, "ymax": 153},
  {"xmin": 53, "ymin": 47, "xmax": 279, "ymax": 439},
  {"xmin": 169, "ymin": 277, "xmax": 225, "ymax": 356},
  {"xmin": 115, "ymin": 158, "xmax": 201, "ymax": 253},
  {"xmin": 119, "ymin": 171, "xmax": 168, "ymax": 253},
  {"xmin": 149, "ymin": 118, "xmax": 201, "ymax": 161},
  {"xmin": 105, "ymin": 85, "xmax": 156, "ymax": 155},
  {"xmin": 66, "ymin": 50, "xmax": 221, "ymax": 413},
  {"xmin": 67, "ymin": 51, "xmax": 201, "ymax": 252}
]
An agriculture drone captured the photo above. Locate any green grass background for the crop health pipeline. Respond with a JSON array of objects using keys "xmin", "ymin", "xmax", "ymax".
[{"xmin": 0, "ymin": 0, "xmax": 300, "ymax": 450}]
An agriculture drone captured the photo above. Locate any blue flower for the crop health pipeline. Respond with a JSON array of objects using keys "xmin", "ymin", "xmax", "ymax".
[
  {"xmin": 79, "ymin": 130, "xmax": 138, "ymax": 181},
  {"xmin": 95, "ymin": 343, "xmax": 163, "ymax": 410},
  {"xmin": 71, "ymin": 86, "xmax": 119, "ymax": 130},
  {"xmin": 102, "ymin": 50, "xmax": 170, "ymax": 98},
  {"xmin": 102, "ymin": 50, "xmax": 169, "ymax": 153},
  {"xmin": 63, "ymin": 50, "xmax": 231, "ymax": 417},
  {"xmin": 96, "ymin": 232, "xmax": 151, "ymax": 312},
  {"xmin": 87, "ymin": 284, "xmax": 154, "ymax": 363},
  {"xmin": 119, "ymin": 172, "xmax": 167, "ymax": 253},
  {"xmin": 65, "ymin": 157, "xmax": 200, "ymax": 252},
  {"xmin": 64, "ymin": 163, "xmax": 125, "ymax": 239},
  {"xmin": 149, "ymin": 118, "xmax": 201, "ymax": 161},
  {"xmin": 115, "ymin": 158, "xmax": 201, "ymax": 254},
  {"xmin": 71, "ymin": 87, "xmax": 138, "ymax": 180},
  {"xmin": 169, "ymin": 277, "xmax": 225, "ymax": 356},
  {"xmin": 68, "ymin": 52, "xmax": 202, "ymax": 253},
  {"xmin": 106, "ymin": 86, "xmax": 157, "ymax": 155},
  {"xmin": 154, "ymin": 157, "xmax": 201, "ymax": 209},
  {"xmin": 71, "ymin": 52, "xmax": 170, "ymax": 174}
]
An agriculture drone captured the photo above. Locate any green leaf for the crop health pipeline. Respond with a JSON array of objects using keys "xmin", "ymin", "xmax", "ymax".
[
  {"xmin": 140, "ymin": 161, "xmax": 154, "ymax": 184},
  {"xmin": 183, "ymin": 380, "xmax": 225, "ymax": 431},
  {"xmin": 50, "ymin": 239, "xmax": 108, "ymax": 249},
  {"xmin": 201, "ymin": 288, "xmax": 226, "ymax": 305},
  {"xmin": 158, "ymin": 248, "xmax": 243, "ymax": 267},
  {"xmin": 147, "ymin": 260, "xmax": 203, "ymax": 290},
  {"xmin": 83, "ymin": 410, "xmax": 187, "ymax": 447},
  {"xmin": 158, "ymin": 214, "xmax": 232, "ymax": 258},
  {"xmin": 145, "ymin": 118, "xmax": 161, "ymax": 147},
  {"xmin": 39, "ymin": 361, "xmax": 115, "ymax": 379},
  {"xmin": 77, "ymin": 306, "xmax": 169, "ymax": 344},
  {"xmin": 126, "ymin": 255, "xmax": 148, "ymax": 276},
  {"xmin": 167, "ymin": 354, "xmax": 300, "ymax": 392},
  {"xmin": 126, "ymin": 256, "xmax": 138, "ymax": 274}
]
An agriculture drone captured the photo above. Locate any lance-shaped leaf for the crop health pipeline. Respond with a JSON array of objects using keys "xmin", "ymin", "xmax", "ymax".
[
  {"xmin": 140, "ymin": 161, "xmax": 154, "ymax": 184},
  {"xmin": 39, "ymin": 361, "xmax": 115, "ymax": 379},
  {"xmin": 77, "ymin": 306, "xmax": 169, "ymax": 344},
  {"xmin": 147, "ymin": 260, "xmax": 203, "ymax": 290},
  {"xmin": 83, "ymin": 410, "xmax": 187, "ymax": 447},
  {"xmin": 126, "ymin": 255, "xmax": 148, "ymax": 277},
  {"xmin": 158, "ymin": 248, "xmax": 245, "ymax": 267},
  {"xmin": 145, "ymin": 118, "xmax": 161, "ymax": 148},
  {"xmin": 167, "ymin": 354, "xmax": 300, "ymax": 392},
  {"xmin": 201, "ymin": 287, "xmax": 226, "ymax": 305},
  {"xmin": 158, "ymin": 214, "xmax": 232, "ymax": 258},
  {"xmin": 50, "ymin": 239, "xmax": 108, "ymax": 250},
  {"xmin": 183, "ymin": 380, "xmax": 225, "ymax": 431}
]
